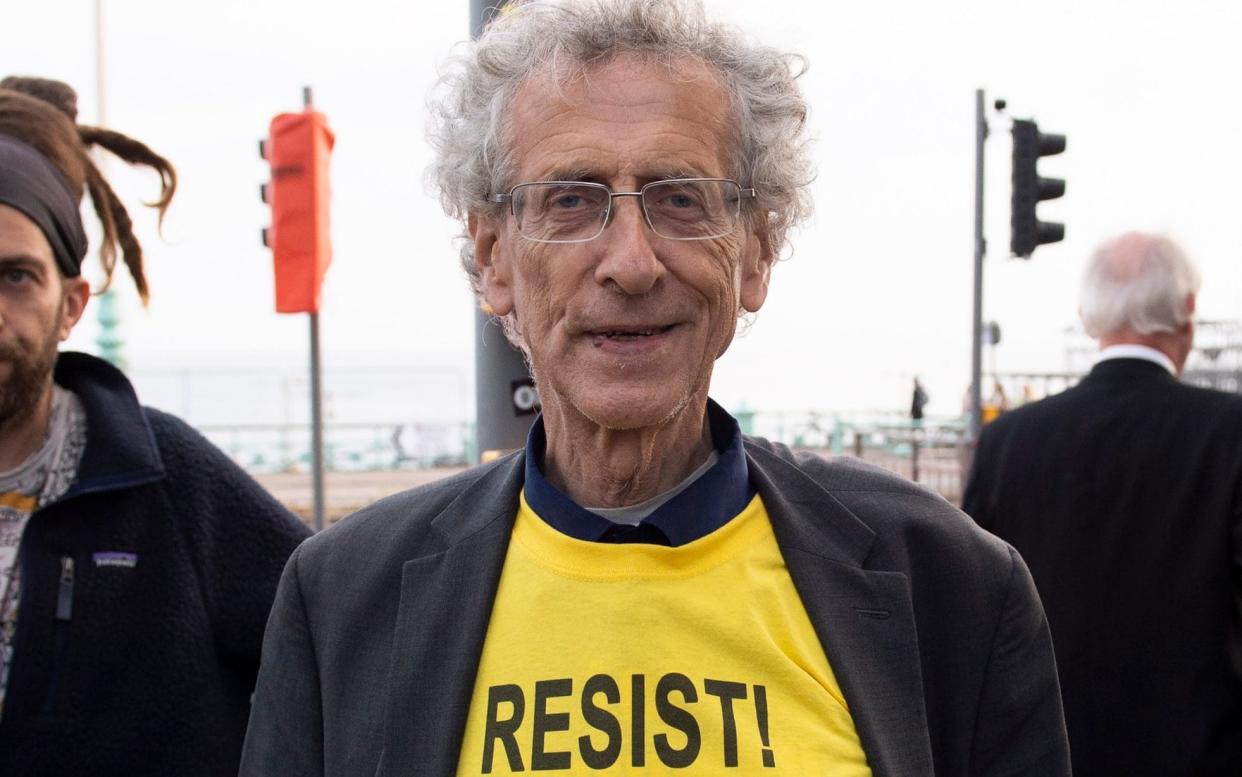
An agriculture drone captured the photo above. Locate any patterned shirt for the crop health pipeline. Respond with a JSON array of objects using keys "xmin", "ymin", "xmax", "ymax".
[{"xmin": 0, "ymin": 386, "xmax": 88, "ymax": 720}]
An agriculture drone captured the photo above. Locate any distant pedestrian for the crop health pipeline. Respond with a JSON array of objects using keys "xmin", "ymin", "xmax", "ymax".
[
  {"xmin": 963, "ymin": 232, "xmax": 1242, "ymax": 774},
  {"xmin": 0, "ymin": 76, "xmax": 310, "ymax": 776},
  {"xmin": 910, "ymin": 376, "xmax": 928, "ymax": 421}
]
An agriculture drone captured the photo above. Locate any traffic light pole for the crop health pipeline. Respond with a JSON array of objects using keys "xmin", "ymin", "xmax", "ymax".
[
  {"xmin": 310, "ymin": 309, "xmax": 325, "ymax": 531},
  {"xmin": 970, "ymin": 88, "xmax": 986, "ymax": 443},
  {"xmin": 261, "ymin": 87, "xmax": 331, "ymax": 530},
  {"xmin": 305, "ymin": 84, "xmax": 326, "ymax": 532}
]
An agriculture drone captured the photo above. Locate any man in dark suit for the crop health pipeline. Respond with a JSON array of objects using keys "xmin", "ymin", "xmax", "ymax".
[
  {"xmin": 964, "ymin": 231, "xmax": 1242, "ymax": 775},
  {"xmin": 241, "ymin": 1, "xmax": 1069, "ymax": 774}
]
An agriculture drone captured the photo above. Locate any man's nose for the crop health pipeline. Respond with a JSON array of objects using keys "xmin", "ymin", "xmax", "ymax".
[{"xmin": 593, "ymin": 195, "xmax": 664, "ymax": 295}]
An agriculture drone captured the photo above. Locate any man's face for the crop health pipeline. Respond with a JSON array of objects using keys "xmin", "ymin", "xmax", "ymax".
[
  {"xmin": 0, "ymin": 204, "xmax": 89, "ymax": 431},
  {"xmin": 472, "ymin": 55, "xmax": 773, "ymax": 432}
]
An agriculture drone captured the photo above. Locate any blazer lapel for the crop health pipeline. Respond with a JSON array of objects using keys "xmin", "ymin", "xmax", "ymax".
[
  {"xmin": 749, "ymin": 447, "xmax": 935, "ymax": 777},
  {"xmin": 377, "ymin": 454, "xmax": 524, "ymax": 777}
]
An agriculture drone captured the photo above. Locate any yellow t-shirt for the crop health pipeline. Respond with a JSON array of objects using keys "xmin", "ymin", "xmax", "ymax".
[{"xmin": 456, "ymin": 491, "xmax": 871, "ymax": 775}]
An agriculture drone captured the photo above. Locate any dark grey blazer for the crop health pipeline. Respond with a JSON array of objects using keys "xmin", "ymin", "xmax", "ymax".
[{"xmin": 241, "ymin": 438, "xmax": 1069, "ymax": 776}]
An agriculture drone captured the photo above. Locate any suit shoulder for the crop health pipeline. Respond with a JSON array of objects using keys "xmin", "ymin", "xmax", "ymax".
[
  {"xmin": 746, "ymin": 435, "xmax": 1012, "ymax": 565},
  {"xmin": 1172, "ymin": 380, "xmax": 1242, "ymax": 413},
  {"xmin": 979, "ymin": 391, "xmax": 1072, "ymax": 433},
  {"xmin": 295, "ymin": 454, "xmax": 514, "ymax": 565},
  {"xmin": 983, "ymin": 379, "xmax": 1242, "ymax": 436},
  {"xmin": 745, "ymin": 435, "xmax": 979, "ymax": 529},
  {"xmin": 746, "ymin": 434, "xmax": 948, "ymax": 504}
]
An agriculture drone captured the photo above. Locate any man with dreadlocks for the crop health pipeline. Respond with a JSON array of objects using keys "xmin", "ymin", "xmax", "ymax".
[{"xmin": 0, "ymin": 77, "xmax": 311, "ymax": 776}]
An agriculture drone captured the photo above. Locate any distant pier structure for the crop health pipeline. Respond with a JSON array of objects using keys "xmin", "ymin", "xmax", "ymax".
[
  {"xmin": 994, "ymin": 319, "xmax": 1242, "ymax": 403},
  {"xmin": 1183, "ymin": 319, "xmax": 1242, "ymax": 394}
]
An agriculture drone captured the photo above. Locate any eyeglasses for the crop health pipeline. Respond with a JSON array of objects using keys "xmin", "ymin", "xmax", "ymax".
[{"xmin": 489, "ymin": 178, "xmax": 756, "ymax": 244}]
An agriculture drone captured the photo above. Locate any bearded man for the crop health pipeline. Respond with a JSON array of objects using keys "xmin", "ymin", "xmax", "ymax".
[{"xmin": 0, "ymin": 77, "xmax": 311, "ymax": 777}]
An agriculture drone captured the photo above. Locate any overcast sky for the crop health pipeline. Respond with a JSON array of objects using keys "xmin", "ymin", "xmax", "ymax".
[{"xmin": 2, "ymin": 0, "xmax": 1239, "ymax": 420}]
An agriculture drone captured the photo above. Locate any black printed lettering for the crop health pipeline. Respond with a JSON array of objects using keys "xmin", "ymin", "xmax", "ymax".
[
  {"xmin": 654, "ymin": 673, "xmax": 701, "ymax": 768},
  {"xmin": 754, "ymin": 684, "xmax": 775, "ymax": 768},
  {"xmin": 480, "ymin": 673, "xmax": 767, "ymax": 772},
  {"xmin": 578, "ymin": 674, "xmax": 622, "ymax": 769},
  {"xmin": 531, "ymin": 678, "xmax": 572, "ymax": 771},
  {"xmin": 704, "ymin": 679, "xmax": 748, "ymax": 767},
  {"xmin": 631, "ymin": 674, "xmax": 646, "ymax": 767},
  {"xmin": 482, "ymin": 684, "xmax": 525, "ymax": 774}
]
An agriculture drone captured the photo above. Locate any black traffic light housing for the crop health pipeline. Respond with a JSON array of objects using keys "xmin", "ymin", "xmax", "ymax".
[{"xmin": 1010, "ymin": 119, "xmax": 1066, "ymax": 258}]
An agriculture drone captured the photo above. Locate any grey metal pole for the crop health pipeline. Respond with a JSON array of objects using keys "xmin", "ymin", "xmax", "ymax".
[
  {"xmin": 470, "ymin": 0, "xmax": 501, "ymax": 37},
  {"xmin": 305, "ymin": 85, "xmax": 326, "ymax": 532},
  {"xmin": 93, "ymin": 0, "xmax": 126, "ymax": 369},
  {"xmin": 911, "ymin": 435, "xmax": 920, "ymax": 483},
  {"xmin": 94, "ymin": 1, "xmax": 106, "ymax": 125},
  {"xmin": 970, "ymin": 88, "xmax": 986, "ymax": 443},
  {"xmin": 469, "ymin": 0, "xmax": 536, "ymax": 460},
  {"xmin": 310, "ymin": 312, "xmax": 325, "ymax": 531}
]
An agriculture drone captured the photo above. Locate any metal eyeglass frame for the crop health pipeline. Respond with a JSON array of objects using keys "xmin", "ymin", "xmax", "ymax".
[{"xmin": 488, "ymin": 177, "xmax": 757, "ymax": 243}]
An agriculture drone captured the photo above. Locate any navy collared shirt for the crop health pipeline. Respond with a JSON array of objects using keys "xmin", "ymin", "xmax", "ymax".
[{"xmin": 523, "ymin": 399, "xmax": 755, "ymax": 546}]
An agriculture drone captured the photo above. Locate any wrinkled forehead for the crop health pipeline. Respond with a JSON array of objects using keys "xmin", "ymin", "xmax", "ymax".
[
  {"xmin": 505, "ymin": 52, "xmax": 738, "ymax": 177},
  {"xmin": 525, "ymin": 48, "xmax": 728, "ymax": 95}
]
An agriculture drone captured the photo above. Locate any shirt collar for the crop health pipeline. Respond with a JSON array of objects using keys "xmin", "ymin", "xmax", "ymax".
[
  {"xmin": 522, "ymin": 399, "xmax": 754, "ymax": 546},
  {"xmin": 1095, "ymin": 343, "xmax": 1176, "ymax": 375}
]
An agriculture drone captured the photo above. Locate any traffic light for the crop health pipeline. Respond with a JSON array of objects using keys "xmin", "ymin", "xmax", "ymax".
[
  {"xmin": 1010, "ymin": 118, "xmax": 1065, "ymax": 258},
  {"xmin": 259, "ymin": 109, "xmax": 335, "ymax": 312}
]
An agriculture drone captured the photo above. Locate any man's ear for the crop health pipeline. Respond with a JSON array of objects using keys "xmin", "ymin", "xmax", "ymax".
[
  {"xmin": 57, "ymin": 276, "xmax": 90, "ymax": 341},
  {"xmin": 739, "ymin": 216, "xmax": 775, "ymax": 313},
  {"xmin": 470, "ymin": 211, "xmax": 514, "ymax": 317},
  {"xmin": 1178, "ymin": 292, "xmax": 1197, "ymax": 336}
]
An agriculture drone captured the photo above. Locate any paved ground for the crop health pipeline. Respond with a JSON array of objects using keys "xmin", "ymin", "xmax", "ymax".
[{"xmin": 254, "ymin": 468, "xmax": 465, "ymax": 525}]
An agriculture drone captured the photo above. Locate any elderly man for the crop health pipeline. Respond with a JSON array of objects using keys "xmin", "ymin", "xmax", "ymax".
[
  {"xmin": 242, "ymin": 2, "xmax": 1068, "ymax": 774},
  {"xmin": 964, "ymin": 232, "xmax": 1242, "ymax": 774}
]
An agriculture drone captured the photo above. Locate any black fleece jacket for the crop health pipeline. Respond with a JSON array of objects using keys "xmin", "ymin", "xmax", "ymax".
[{"xmin": 0, "ymin": 352, "xmax": 311, "ymax": 776}]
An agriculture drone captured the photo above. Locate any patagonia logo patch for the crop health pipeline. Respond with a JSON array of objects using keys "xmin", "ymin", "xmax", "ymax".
[{"xmin": 92, "ymin": 552, "xmax": 138, "ymax": 569}]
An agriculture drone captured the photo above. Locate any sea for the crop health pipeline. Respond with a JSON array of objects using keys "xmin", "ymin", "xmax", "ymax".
[{"xmin": 125, "ymin": 350, "xmax": 475, "ymax": 473}]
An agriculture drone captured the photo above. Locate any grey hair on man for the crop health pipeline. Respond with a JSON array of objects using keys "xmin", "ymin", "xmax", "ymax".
[
  {"xmin": 428, "ymin": 0, "xmax": 814, "ymax": 306},
  {"xmin": 1079, "ymin": 231, "xmax": 1201, "ymax": 339}
]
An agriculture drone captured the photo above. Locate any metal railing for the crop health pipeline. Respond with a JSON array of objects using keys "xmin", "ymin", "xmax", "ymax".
[
  {"xmin": 197, "ymin": 420, "xmax": 475, "ymax": 473},
  {"xmin": 182, "ymin": 399, "xmax": 974, "ymax": 507},
  {"xmin": 738, "ymin": 410, "xmax": 969, "ymax": 503},
  {"xmin": 837, "ymin": 421, "xmax": 969, "ymax": 504}
]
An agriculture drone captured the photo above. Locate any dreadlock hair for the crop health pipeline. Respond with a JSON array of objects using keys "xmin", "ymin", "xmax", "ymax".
[{"xmin": 0, "ymin": 75, "xmax": 176, "ymax": 304}]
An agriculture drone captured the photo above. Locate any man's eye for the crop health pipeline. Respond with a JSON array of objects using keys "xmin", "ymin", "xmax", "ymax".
[
  {"xmin": 552, "ymin": 194, "xmax": 584, "ymax": 209},
  {"xmin": 2, "ymin": 269, "xmax": 32, "ymax": 284},
  {"xmin": 653, "ymin": 189, "xmax": 705, "ymax": 211}
]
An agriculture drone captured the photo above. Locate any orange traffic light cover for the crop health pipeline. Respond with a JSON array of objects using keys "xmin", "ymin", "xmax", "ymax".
[{"xmin": 267, "ymin": 110, "xmax": 334, "ymax": 313}]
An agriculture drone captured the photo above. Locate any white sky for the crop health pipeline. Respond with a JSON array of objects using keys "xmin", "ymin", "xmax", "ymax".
[{"xmin": 2, "ymin": 0, "xmax": 1239, "ymax": 419}]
